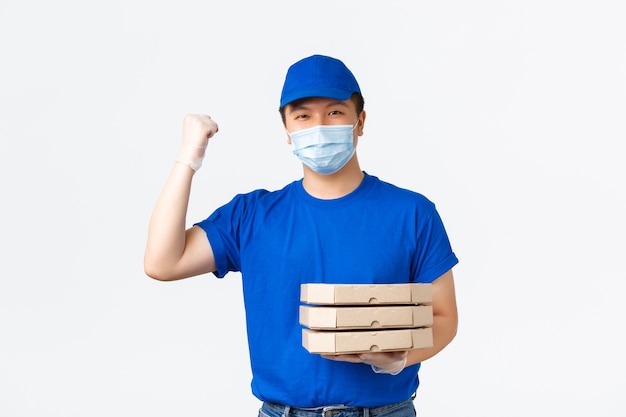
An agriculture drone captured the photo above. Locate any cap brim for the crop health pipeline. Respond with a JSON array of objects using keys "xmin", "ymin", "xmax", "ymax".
[{"xmin": 280, "ymin": 87, "xmax": 355, "ymax": 108}]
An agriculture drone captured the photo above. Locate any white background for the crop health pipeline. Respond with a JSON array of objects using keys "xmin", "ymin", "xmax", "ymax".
[{"xmin": 1, "ymin": 1, "xmax": 625, "ymax": 416}]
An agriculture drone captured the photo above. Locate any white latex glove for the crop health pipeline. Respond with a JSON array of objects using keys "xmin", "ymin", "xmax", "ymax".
[
  {"xmin": 359, "ymin": 351, "xmax": 408, "ymax": 375},
  {"xmin": 322, "ymin": 351, "xmax": 408, "ymax": 376},
  {"xmin": 175, "ymin": 114, "xmax": 219, "ymax": 171}
]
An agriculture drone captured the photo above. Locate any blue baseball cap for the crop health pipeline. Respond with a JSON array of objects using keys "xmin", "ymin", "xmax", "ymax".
[{"xmin": 279, "ymin": 55, "xmax": 361, "ymax": 108}]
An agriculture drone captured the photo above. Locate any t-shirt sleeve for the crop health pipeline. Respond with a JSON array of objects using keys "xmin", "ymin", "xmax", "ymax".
[
  {"xmin": 412, "ymin": 203, "xmax": 458, "ymax": 283},
  {"xmin": 194, "ymin": 194, "xmax": 247, "ymax": 278}
]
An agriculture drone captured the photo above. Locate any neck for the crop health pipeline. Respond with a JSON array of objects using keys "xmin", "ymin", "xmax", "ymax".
[{"xmin": 301, "ymin": 156, "xmax": 365, "ymax": 199}]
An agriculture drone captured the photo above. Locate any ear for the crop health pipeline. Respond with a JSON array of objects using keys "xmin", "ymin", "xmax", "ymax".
[
  {"xmin": 286, "ymin": 131, "xmax": 292, "ymax": 145},
  {"xmin": 357, "ymin": 110, "xmax": 367, "ymax": 136}
]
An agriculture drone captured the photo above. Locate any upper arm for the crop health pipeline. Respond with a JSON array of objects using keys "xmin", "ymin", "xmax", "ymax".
[
  {"xmin": 431, "ymin": 269, "xmax": 458, "ymax": 324},
  {"xmin": 176, "ymin": 225, "xmax": 217, "ymax": 279}
]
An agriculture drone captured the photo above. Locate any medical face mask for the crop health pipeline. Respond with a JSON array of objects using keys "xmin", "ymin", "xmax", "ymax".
[{"xmin": 287, "ymin": 121, "xmax": 358, "ymax": 175}]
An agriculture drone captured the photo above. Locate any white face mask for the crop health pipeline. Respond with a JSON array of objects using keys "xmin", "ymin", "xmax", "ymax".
[{"xmin": 287, "ymin": 121, "xmax": 358, "ymax": 175}]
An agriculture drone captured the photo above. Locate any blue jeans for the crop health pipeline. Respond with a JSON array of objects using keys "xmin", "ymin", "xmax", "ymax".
[{"xmin": 258, "ymin": 398, "xmax": 416, "ymax": 417}]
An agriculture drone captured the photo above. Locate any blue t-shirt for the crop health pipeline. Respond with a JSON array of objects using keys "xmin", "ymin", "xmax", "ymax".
[{"xmin": 195, "ymin": 172, "xmax": 458, "ymax": 408}]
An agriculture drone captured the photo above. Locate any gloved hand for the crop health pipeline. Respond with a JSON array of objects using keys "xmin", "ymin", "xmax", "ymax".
[
  {"xmin": 175, "ymin": 114, "xmax": 219, "ymax": 171},
  {"xmin": 359, "ymin": 351, "xmax": 408, "ymax": 375},
  {"xmin": 322, "ymin": 350, "xmax": 408, "ymax": 376}
]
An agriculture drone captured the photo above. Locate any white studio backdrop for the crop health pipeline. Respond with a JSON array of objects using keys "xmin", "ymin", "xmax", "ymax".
[{"xmin": 1, "ymin": 1, "xmax": 625, "ymax": 416}]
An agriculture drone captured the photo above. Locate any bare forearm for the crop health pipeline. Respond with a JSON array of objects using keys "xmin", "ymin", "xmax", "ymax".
[
  {"xmin": 406, "ymin": 311, "xmax": 458, "ymax": 366},
  {"xmin": 144, "ymin": 162, "xmax": 195, "ymax": 280},
  {"xmin": 406, "ymin": 270, "xmax": 458, "ymax": 366}
]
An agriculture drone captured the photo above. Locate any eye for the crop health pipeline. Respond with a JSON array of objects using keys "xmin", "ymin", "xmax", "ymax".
[{"xmin": 328, "ymin": 110, "xmax": 343, "ymax": 116}]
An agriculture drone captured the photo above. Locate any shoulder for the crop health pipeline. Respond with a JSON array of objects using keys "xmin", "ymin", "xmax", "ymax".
[
  {"xmin": 225, "ymin": 180, "xmax": 301, "ymax": 209},
  {"xmin": 364, "ymin": 173, "xmax": 435, "ymax": 209}
]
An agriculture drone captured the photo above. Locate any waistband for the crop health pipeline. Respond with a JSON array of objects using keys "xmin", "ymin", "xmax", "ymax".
[{"xmin": 262, "ymin": 397, "xmax": 413, "ymax": 417}]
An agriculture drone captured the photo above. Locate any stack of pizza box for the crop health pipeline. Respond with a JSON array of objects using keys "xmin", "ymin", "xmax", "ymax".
[{"xmin": 299, "ymin": 283, "xmax": 434, "ymax": 355}]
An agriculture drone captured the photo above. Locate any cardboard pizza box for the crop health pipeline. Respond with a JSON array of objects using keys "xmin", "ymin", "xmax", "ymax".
[
  {"xmin": 302, "ymin": 327, "xmax": 433, "ymax": 354},
  {"xmin": 300, "ymin": 305, "xmax": 433, "ymax": 330},
  {"xmin": 300, "ymin": 283, "xmax": 432, "ymax": 305}
]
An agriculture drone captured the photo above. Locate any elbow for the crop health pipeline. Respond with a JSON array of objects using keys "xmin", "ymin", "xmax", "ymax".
[
  {"xmin": 449, "ymin": 321, "xmax": 458, "ymax": 345},
  {"xmin": 446, "ymin": 314, "xmax": 459, "ymax": 347},
  {"xmin": 434, "ymin": 310, "xmax": 458, "ymax": 349},
  {"xmin": 145, "ymin": 270, "xmax": 169, "ymax": 282},
  {"xmin": 144, "ymin": 257, "xmax": 175, "ymax": 282},
  {"xmin": 144, "ymin": 265, "xmax": 167, "ymax": 281}
]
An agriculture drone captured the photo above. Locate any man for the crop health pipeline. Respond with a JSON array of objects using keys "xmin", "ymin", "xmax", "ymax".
[{"xmin": 144, "ymin": 54, "xmax": 458, "ymax": 416}]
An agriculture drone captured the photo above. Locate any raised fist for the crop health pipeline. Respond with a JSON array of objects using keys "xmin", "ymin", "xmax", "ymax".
[{"xmin": 176, "ymin": 114, "xmax": 219, "ymax": 171}]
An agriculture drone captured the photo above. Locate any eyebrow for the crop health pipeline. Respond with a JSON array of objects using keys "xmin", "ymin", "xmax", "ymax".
[{"xmin": 289, "ymin": 99, "xmax": 349, "ymax": 112}]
